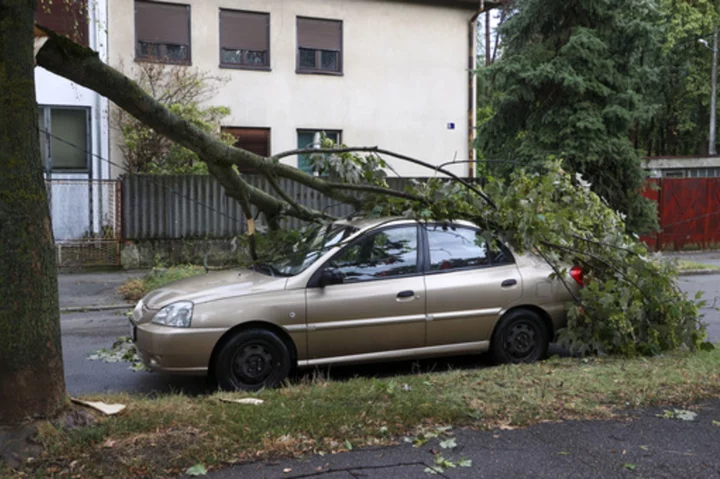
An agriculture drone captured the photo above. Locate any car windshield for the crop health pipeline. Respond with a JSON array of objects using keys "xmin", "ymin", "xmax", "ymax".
[{"xmin": 264, "ymin": 224, "xmax": 359, "ymax": 277}]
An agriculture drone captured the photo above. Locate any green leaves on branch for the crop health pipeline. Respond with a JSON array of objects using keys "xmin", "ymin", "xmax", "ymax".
[
  {"xmin": 358, "ymin": 158, "xmax": 704, "ymax": 357},
  {"xmin": 251, "ymin": 136, "xmax": 703, "ymax": 358}
]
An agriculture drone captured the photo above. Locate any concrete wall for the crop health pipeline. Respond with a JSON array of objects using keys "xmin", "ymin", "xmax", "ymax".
[
  {"xmin": 121, "ymin": 238, "xmax": 246, "ymax": 269},
  {"xmin": 644, "ymin": 157, "xmax": 720, "ymax": 178},
  {"xmin": 37, "ymin": 0, "xmax": 111, "ymax": 240},
  {"xmin": 107, "ymin": 0, "xmax": 476, "ymax": 177}
]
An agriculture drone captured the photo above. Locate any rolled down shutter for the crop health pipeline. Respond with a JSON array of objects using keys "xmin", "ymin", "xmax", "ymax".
[
  {"xmin": 135, "ymin": 1, "xmax": 189, "ymax": 46},
  {"xmin": 221, "ymin": 10, "xmax": 269, "ymax": 52},
  {"xmin": 297, "ymin": 17, "xmax": 341, "ymax": 51},
  {"xmin": 35, "ymin": 0, "xmax": 89, "ymax": 46}
]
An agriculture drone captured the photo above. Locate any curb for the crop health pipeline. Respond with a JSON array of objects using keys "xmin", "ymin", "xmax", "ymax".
[
  {"xmin": 60, "ymin": 304, "xmax": 131, "ymax": 313},
  {"xmin": 678, "ymin": 269, "xmax": 720, "ymax": 276}
]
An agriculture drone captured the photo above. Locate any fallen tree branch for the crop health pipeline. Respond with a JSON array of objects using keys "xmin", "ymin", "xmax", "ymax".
[
  {"xmin": 273, "ymin": 146, "xmax": 497, "ymax": 209},
  {"xmin": 35, "ymin": 31, "xmax": 490, "ymax": 223},
  {"xmin": 325, "ymin": 182, "xmax": 428, "ymax": 203}
]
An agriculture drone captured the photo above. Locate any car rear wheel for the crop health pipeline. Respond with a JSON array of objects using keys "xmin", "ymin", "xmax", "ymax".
[
  {"xmin": 214, "ymin": 329, "xmax": 291, "ymax": 391},
  {"xmin": 490, "ymin": 309, "xmax": 549, "ymax": 365}
]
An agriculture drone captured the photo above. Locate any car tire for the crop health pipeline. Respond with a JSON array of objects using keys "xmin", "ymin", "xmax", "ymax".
[
  {"xmin": 214, "ymin": 329, "xmax": 291, "ymax": 391},
  {"xmin": 490, "ymin": 309, "xmax": 549, "ymax": 365}
]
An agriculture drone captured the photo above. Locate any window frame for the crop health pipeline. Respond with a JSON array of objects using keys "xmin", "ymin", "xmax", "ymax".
[
  {"xmin": 222, "ymin": 126, "xmax": 271, "ymax": 173},
  {"xmin": 218, "ymin": 8, "xmax": 271, "ymax": 71},
  {"xmin": 134, "ymin": 0, "xmax": 192, "ymax": 65},
  {"xmin": 307, "ymin": 224, "xmax": 424, "ymax": 287},
  {"xmin": 296, "ymin": 129, "xmax": 342, "ymax": 174},
  {"xmin": 38, "ymin": 105, "xmax": 92, "ymax": 174},
  {"xmin": 420, "ymin": 224, "xmax": 515, "ymax": 276},
  {"xmin": 295, "ymin": 16, "xmax": 344, "ymax": 76}
]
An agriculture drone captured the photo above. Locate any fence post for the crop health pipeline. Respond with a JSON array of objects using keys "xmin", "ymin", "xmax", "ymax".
[{"xmin": 657, "ymin": 178, "xmax": 664, "ymax": 251}]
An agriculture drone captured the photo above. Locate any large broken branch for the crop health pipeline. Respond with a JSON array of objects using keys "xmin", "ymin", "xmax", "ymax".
[{"xmin": 35, "ymin": 29, "xmax": 494, "ymax": 224}]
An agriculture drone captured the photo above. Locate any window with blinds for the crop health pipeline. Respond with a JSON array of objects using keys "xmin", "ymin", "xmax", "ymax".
[
  {"xmin": 35, "ymin": 0, "xmax": 89, "ymax": 46},
  {"xmin": 296, "ymin": 17, "xmax": 343, "ymax": 74},
  {"xmin": 135, "ymin": 1, "xmax": 191, "ymax": 64},
  {"xmin": 223, "ymin": 127, "xmax": 271, "ymax": 173},
  {"xmin": 220, "ymin": 10, "xmax": 270, "ymax": 69}
]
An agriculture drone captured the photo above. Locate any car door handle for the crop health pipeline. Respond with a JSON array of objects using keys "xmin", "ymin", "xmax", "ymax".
[
  {"xmin": 501, "ymin": 279, "xmax": 517, "ymax": 287},
  {"xmin": 397, "ymin": 290, "xmax": 415, "ymax": 299}
]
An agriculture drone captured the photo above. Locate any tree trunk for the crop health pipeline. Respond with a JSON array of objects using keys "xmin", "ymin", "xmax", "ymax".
[{"xmin": 0, "ymin": 0, "xmax": 66, "ymax": 424}]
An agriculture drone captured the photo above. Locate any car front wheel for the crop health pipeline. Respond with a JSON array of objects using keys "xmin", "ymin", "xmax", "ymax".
[
  {"xmin": 490, "ymin": 309, "xmax": 549, "ymax": 365},
  {"xmin": 214, "ymin": 329, "xmax": 291, "ymax": 391}
]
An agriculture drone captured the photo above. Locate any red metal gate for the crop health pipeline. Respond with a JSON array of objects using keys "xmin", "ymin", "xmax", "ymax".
[{"xmin": 642, "ymin": 178, "xmax": 720, "ymax": 251}]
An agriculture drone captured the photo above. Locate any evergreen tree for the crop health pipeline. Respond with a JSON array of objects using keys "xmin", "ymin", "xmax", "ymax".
[
  {"xmin": 637, "ymin": 0, "xmax": 719, "ymax": 157},
  {"xmin": 479, "ymin": 0, "xmax": 662, "ymax": 233}
]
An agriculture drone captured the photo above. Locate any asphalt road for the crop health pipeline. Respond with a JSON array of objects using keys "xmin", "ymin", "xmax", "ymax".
[{"xmin": 61, "ymin": 273, "xmax": 720, "ymax": 397}]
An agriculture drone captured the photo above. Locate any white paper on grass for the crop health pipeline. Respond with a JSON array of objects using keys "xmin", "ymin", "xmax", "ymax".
[
  {"xmin": 218, "ymin": 397, "xmax": 264, "ymax": 406},
  {"xmin": 71, "ymin": 398, "xmax": 127, "ymax": 415}
]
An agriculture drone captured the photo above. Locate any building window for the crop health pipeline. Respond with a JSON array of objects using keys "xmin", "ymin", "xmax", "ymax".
[
  {"xmin": 297, "ymin": 129, "xmax": 341, "ymax": 174},
  {"xmin": 135, "ymin": 1, "xmax": 191, "ymax": 64},
  {"xmin": 219, "ymin": 10, "xmax": 270, "ymax": 69},
  {"xmin": 296, "ymin": 17, "xmax": 342, "ymax": 74},
  {"xmin": 223, "ymin": 127, "xmax": 271, "ymax": 173},
  {"xmin": 663, "ymin": 170, "xmax": 685, "ymax": 178},
  {"xmin": 38, "ymin": 106, "xmax": 90, "ymax": 172},
  {"xmin": 35, "ymin": 0, "xmax": 89, "ymax": 46}
]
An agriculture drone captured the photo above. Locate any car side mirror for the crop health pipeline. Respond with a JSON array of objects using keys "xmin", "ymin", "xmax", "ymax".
[{"xmin": 319, "ymin": 267, "xmax": 344, "ymax": 287}]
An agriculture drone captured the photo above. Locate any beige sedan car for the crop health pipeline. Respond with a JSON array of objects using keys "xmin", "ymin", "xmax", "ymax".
[{"xmin": 129, "ymin": 217, "xmax": 582, "ymax": 390}]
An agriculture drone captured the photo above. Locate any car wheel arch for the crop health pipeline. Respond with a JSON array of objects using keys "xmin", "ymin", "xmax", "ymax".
[
  {"xmin": 208, "ymin": 321, "xmax": 298, "ymax": 376},
  {"xmin": 494, "ymin": 305, "xmax": 554, "ymax": 340}
]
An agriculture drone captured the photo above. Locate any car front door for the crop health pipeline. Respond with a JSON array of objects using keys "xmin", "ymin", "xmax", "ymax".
[
  {"xmin": 423, "ymin": 225, "xmax": 522, "ymax": 346},
  {"xmin": 305, "ymin": 225, "xmax": 426, "ymax": 360}
]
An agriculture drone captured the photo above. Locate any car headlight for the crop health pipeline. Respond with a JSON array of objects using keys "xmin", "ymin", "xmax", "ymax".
[{"xmin": 152, "ymin": 302, "xmax": 194, "ymax": 328}]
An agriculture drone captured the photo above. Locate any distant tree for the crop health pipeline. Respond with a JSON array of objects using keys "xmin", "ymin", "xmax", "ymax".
[
  {"xmin": 636, "ymin": 0, "xmax": 719, "ymax": 156},
  {"xmin": 479, "ymin": 0, "xmax": 662, "ymax": 233},
  {"xmin": 115, "ymin": 63, "xmax": 233, "ymax": 174}
]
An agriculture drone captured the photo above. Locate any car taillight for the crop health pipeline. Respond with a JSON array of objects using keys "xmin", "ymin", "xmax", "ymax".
[{"xmin": 570, "ymin": 266, "xmax": 584, "ymax": 286}]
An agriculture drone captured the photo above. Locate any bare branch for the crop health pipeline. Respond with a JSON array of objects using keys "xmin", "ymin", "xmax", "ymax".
[
  {"xmin": 273, "ymin": 147, "xmax": 497, "ymax": 209},
  {"xmin": 265, "ymin": 173, "xmax": 336, "ymax": 221},
  {"xmin": 324, "ymin": 182, "xmax": 428, "ymax": 203}
]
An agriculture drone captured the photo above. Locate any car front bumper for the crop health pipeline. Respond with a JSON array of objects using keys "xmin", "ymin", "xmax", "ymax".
[{"xmin": 130, "ymin": 320, "xmax": 225, "ymax": 375}]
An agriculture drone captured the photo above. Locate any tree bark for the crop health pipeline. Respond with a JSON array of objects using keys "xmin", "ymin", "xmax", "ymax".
[{"xmin": 0, "ymin": 0, "xmax": 66, "ymax": 424}]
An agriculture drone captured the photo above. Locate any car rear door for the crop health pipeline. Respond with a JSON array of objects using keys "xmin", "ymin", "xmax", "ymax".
[
  {"xmin": 423, "ymin": 225, "xmax": 522, "ymax": 346},
  {"xmin": 305, "ymin": 225, "xmax": 427, "ymax": 360}
]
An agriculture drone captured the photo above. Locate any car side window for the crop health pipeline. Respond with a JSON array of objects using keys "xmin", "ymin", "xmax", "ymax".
[
  {"xmin": 427, "ymin": 226, "xmax": 489, "ymax": 272},
  {"xmin": 426, "ymin": 226, "xmax": 515, "ymax": 272},
  {"xmin": 489, "ymin": 238, "xmax": 515, "ymax": 265},
  {"xmin": 330, "ymin": 226, "xmax": 418, "ymax": 282}
]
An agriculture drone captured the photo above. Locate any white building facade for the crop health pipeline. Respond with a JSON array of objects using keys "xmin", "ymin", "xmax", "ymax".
[
  {"xmin": 107, "ymin": 0, "xmax": 482, "ymax": 178},
  {"xmin": 36, "ymin": 0, "xmax": 111, "ymax": 242}
]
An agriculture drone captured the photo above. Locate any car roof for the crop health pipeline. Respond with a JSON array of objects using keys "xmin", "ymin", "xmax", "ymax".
[{"xmin": 332, "ymin": 216, "xmax": 478, "ymax": 232}]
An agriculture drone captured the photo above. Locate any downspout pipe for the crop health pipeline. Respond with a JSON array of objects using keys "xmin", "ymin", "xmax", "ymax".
[{"xmin": 467, "ymin": 1, "xmax": 484, "ymax": 178}]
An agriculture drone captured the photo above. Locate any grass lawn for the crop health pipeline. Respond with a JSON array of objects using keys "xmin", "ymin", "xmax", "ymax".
[
  {"xmin": 675, "ymin": 260, "xmax": 720, "ymax": 272},
  {"xmin": 118, "ymin": 265, "xmax": 206, "ymax": 301},
  {"xmin": 7, "ymin": 349, "xmax": 720, "ymax": 478}
]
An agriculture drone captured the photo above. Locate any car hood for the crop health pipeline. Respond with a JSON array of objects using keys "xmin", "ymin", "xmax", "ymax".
[{"xmin": 142, "ymin": 268, "xmax": 288, "ymax": 309}]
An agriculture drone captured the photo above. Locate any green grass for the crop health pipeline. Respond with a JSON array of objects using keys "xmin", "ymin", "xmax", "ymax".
[
  {"xmin": 118, "ymin": 265, "xmax": 205, "ymax": 301},
  {"xmin": 11, "ymin": 349, "xmax": 720, "ymax": 478},
  {"xmin": 675, "ymin": 260, "xmax": 720, "ymax": 272}
]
